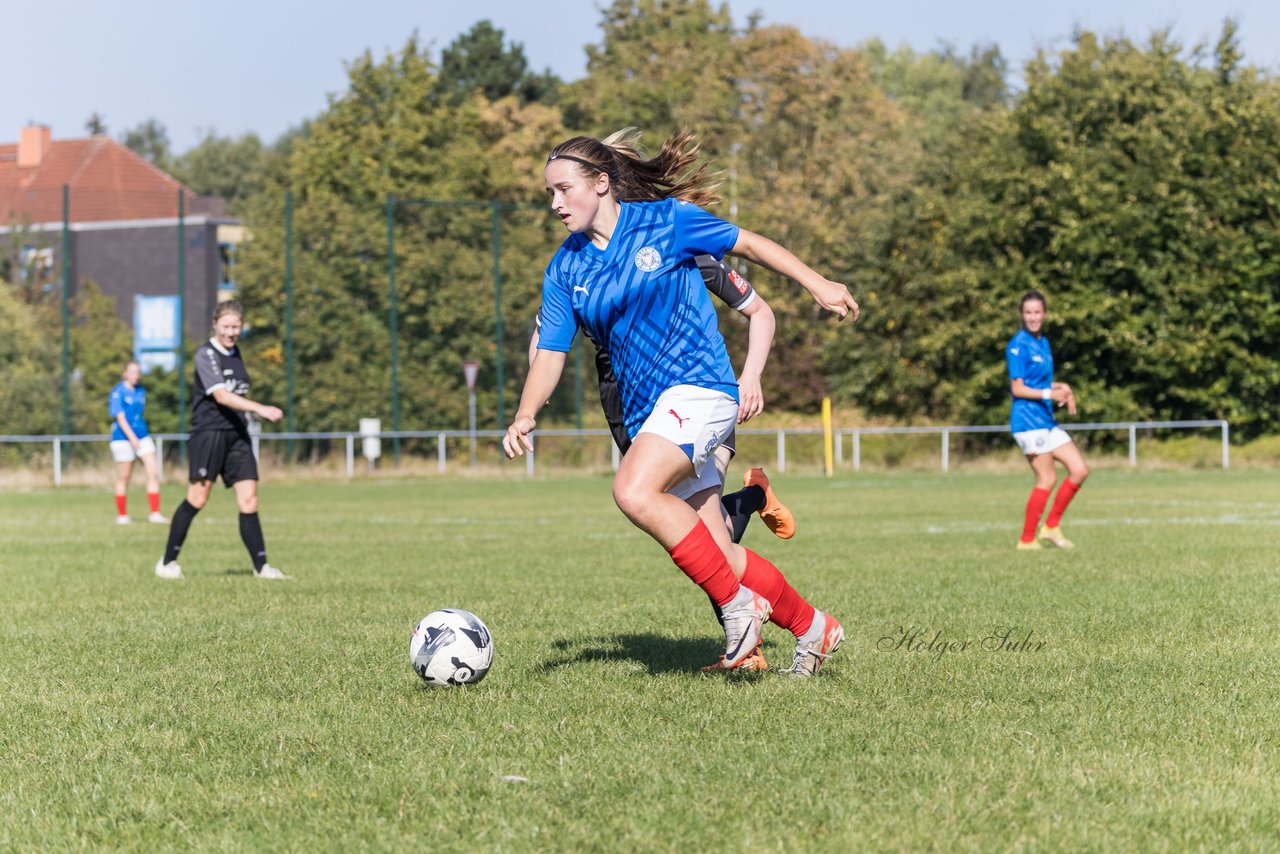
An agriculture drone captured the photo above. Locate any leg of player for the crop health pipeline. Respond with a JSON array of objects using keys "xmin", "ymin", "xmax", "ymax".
[
  {"xmin": 156, "ymin": 479, "xmax": 213, "ymax": 579},
  {"xmin": 741, "ymin": 467, "xmax": 796, "ymax": 539},
  {"xmin": 233, "ymin": 479, "xmax": 288, "ymax": 580},
  {"xmin": 1018, "ymin": 453, "xmax": 1057, "ymax": 550},
  {"xmin": 1040, "ymin": 441, "xmax": 1088, "ymax": 548},
  {"xmin": 690, "ymin": 482, "xmax": 841, "ymax": 677},
  {"xmin": 613, "ymin": 434, "xmax": 768, "ymax": 669},
  {"xmin": 114, "ymin": 457, "xmax": 133, "ymax": 524},
  {"xmin": 139, "ymin": 444, "xmax": 165, "ymax": 523}
]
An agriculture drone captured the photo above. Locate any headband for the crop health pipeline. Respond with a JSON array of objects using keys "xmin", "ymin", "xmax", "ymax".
[{"xmin": 547, "ymin": 152, "xmax": 612, "ymax": 176}]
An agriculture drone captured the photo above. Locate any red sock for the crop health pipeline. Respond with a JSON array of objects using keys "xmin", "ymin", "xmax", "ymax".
[
  {"xmin": 115, "ymin": 495, "xmax": 127, "ymax": 516},
  {"xmin": 148, "ymin": 492, "xmax": 160, "ymax": 513},
  {"xmin": 1046, "ymin": 480, "xmax": 1081, "ymax": 528},
  {"xmin": 667, "ymin": 520, "xmax": 741, "ymax": 607},
  {"xmin": 740, "ymin": 549, "xmax": 816, "ymax": 638},
  {"xmin": 1022, "ymin": 487, "xmax": 1051, "ymax": 542}
]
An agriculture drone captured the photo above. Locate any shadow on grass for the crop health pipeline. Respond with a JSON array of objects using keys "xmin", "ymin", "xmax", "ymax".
[{"xmin": 541, "ymin": 633, "xmax": 766, "ymax": 678}]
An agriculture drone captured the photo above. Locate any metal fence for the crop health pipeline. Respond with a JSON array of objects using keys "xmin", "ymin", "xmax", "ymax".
[{"xmin": 0, "ymin": 420, "xmax": 1230, "ymax": 486}]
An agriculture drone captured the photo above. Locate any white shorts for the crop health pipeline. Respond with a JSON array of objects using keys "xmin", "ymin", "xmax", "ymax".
[
  {"xmin": 110, "ymin": 436, "xmax": 156, "ymax": 463},
  {"xmin": 1013, "ymin": 427, "xmax": 1071, "ymax": 456},
  {"xmin": 637, "ymin": 385, "xmax": 738, "ymax": 497}
]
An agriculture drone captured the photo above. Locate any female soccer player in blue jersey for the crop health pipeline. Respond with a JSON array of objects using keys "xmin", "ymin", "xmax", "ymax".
[
  {"xmin": 108, "ymin": 360, "xmax": 165, "ymax": 525},
  {"xmin": 1006, "ymin": 290, "xmax": 1089, "ymax": 549},
  {"xmin": 504, "ymin": 129, "xmax": 856, "ymax": 675}
]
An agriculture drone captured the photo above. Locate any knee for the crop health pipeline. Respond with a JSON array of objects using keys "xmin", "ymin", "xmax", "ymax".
[
  {"xmin": 186, "ymin": 494, "xmax": 207, "ymax": 510},
  {"xmin": 611, "ymin": 478, "xmax": 648, "ymax": 523},
  {"xmin": 237, "ymin": 494, "xmax": 259, "ymax": 514},
  {"xmin": 1072, "ymin": 465, "xmax": 1090, "ymax": 485},
  {"xmin": 1036, "ymin": 471, "xmax": 1057, "ymax": 491}
]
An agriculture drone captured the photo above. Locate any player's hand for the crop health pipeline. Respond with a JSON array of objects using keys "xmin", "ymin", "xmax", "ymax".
[
  {"xmin": 258, "ymin": 405, "xmax": 284, "ymax": 423},
  {"xmin": 737, "ymin": 374, "xmax": 764, "ymax": 423},
  {"xmin": 503, "ymin": 415, "xmax": 536, "ymax": 458},
  {"xmin": 809, "ymin": 279, "xmax": 859, "ymax": 323},
  {"xmin": 130, "ymin": 438, "xmax": 141, "ymax": 450}
]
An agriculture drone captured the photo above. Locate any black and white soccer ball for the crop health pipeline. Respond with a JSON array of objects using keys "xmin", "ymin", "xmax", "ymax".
[{"xmin": 410, "ymin": 609, "xmax": 493, "ymax": 687}]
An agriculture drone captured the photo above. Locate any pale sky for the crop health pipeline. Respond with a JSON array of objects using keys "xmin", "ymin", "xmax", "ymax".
[{"xmin": 3, "ymin": 0, "xmax": 1274, "ymax": 152}]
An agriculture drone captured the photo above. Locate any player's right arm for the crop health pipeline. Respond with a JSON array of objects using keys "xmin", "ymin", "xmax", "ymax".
[
  {"xmin": 196, "ymin": 346, "xmax": 283, "ymax": 423},
  {"xmin": 504, "ymin": 352, "xmax": 566, "ymax": 458}
]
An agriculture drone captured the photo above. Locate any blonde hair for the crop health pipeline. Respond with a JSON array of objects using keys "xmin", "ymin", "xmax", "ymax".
[{"xmin": 547, "ymin": 128, "xmax": 722, "ymax": 207}]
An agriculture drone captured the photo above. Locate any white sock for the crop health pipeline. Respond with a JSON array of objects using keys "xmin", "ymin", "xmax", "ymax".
[{"xmin": 798, "ymin": 610, "xmax": 826, "ymax": 645}]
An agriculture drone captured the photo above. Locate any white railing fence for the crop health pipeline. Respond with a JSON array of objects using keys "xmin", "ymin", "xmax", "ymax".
[{"xmin": 0, "ymin": 420, "xmax": 1230, "ymax": 485}]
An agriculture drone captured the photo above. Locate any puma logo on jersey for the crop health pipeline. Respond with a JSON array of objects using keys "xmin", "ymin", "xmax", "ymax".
[
  {"xmin": 668, "ymin": 409, "xmax": 686, "ymax": 428},
  {"xmin": 573, "ymin": 285, "xmax": 590, "ymax": 295}
]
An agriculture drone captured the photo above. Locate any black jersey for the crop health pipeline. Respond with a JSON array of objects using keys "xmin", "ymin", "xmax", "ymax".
[
  {"xmin": 535, "ymin": 254, "xmax": 757, "ymax": 428},
  {"xmin": 191, "ymin": 339, "xmax": 252, "ymax": 433}
]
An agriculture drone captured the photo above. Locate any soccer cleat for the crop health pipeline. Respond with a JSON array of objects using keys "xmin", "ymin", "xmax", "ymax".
[
  {"xmin": 742, "ymin": 467, "xmax": 796, "ymax": 539},
  {"xmin": 148, "ymin": 512, "xmax": 168, "ymax": 524},
  {"xmin": 1038, "ymin": 525, "xmax": 1074, "ymax": 549},
  {"xmin": 154, "ymin": 558, "xmax": 183, "ymax": 579},
  {"xmin": 115, "ymin": 515, "xmax": 132, "ymax": 525},
  {"xmin": 720, "ymin": 587, "xmax": 771, "ymax": 668},
  {"xmin": 700, "ymin": 645, "xmax": 768, "ymax": 673},
  {"xmin": 781, "ymin": 613, "xmax": 844, "ymax": 677},
  {"xmin": 1016, "ymin": 540, "xmax": 1042, "ymax": 551},
  {"xmin": 254, "ymin": 564, "xmax": 291, "ymax": 580}
]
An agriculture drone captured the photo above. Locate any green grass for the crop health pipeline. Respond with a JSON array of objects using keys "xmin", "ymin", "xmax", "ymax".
[{"xmin": 2, "ymin": 470, "xmax": 1279, "ymax": 850}]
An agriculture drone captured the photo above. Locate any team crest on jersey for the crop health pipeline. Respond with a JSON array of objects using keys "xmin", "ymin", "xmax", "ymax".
[
  {"xmin": 728, "ymin": 268, "xmax": 749, "ymax": 296},
  {"xmin": 634, "ymin": 247, "xmax": 662, "ymax": 272}
]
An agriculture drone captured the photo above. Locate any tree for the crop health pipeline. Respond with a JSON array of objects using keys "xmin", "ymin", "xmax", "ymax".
[
  {"xmin": 121, "ymin": 118, "xmax": 172, "ymax": 168},
  {"xmin": 169, "ymin": 131, "xmax": 271, "ymax": 210},
  {"xmin": 85, "ymin": 113, "xmax": 107, "ymax": 135},
  {"xmin": 436, "ymin": 20, "xmax": 561, "ymax": 105}
]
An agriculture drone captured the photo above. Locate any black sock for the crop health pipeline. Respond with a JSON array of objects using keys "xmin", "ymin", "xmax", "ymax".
[
  {"xmin": 709, "ymin": 596, "xmax": 724, "ymax": 628},
  {"xmin": 239, "ymin": 512, "xmax": 268, "ymax": 571},
  {"xmin": 163, "ymin": 500, "xmax": 200, "ymax": 564},
  {"xmin": 721, "ymin": 485, "xmax": 766, "ymax": 544}
]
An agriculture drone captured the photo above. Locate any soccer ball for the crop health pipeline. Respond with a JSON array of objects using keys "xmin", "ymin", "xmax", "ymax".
[{"xmin": 410, "ymin": 609, "xmax": 493, "ymax": 687}]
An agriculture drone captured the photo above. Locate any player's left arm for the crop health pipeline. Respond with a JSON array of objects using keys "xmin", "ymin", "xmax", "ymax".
[{"xmin": 728, "ymin": 229, "xmax": 858, "ymax": 322}]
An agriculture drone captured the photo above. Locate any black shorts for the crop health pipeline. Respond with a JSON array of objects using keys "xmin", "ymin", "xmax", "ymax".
[
  {"xmin": 610, "ymin": 424, "xmax": 736, "ymax": 458},
  {"xmin": 188, "ymin": 429, "xmax": 258, "ymax": 486}
]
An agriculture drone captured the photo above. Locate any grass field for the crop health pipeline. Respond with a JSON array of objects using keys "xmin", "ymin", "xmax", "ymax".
[{"xmin": 3, "ymin": 469, "xmax": 1279, "ymax": 850}]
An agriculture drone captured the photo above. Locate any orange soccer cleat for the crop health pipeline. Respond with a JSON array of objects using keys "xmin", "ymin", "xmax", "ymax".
[
  {"xmin": 700, "ymin": 645, "xmax": 769, "ymax": 673},
  {"xmin": 743, "ymin": 467, "xmax": 796, "ymax": 539}
]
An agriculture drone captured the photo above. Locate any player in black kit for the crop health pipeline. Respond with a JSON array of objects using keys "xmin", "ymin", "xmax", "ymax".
[
  {"xmin": 529, "ymin": 255, "xmax": 796, "ymax": 670},
  {"xmin": 155, "ymin": 300, "xmax": 289, "ymax": 580}
]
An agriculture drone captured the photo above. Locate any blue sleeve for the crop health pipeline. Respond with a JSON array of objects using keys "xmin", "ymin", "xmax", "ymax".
[
  {"xmin": 537, "ymin": 268, "xmax": 575, "ymax": 353},
  {"xmin": 1006, "ymin": 341, "xmax": 1027, "ymax": 381},
  {"xmin": 109, "ymin": 387, "xmax": 124, "ymax": 418},
  {"xmin": 671, "ymin": 201, "xmax": 739, "ymax": 261}
]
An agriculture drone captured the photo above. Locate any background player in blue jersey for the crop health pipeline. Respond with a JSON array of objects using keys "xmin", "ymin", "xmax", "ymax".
[
  {"xmin": 154, "ymin": 301, "xmax": 289, "ymax": 580},
  {"xmin": 108, "ymin": 360, "xmax": 165, "ymax": 525},
  {"xmin": 528, "ymin": 255, "xmax": 795, "ymax": 671},
  {"xmin": 1006, "ymin": 289, "xmax": 1089, "ymax": 549},
  {"xmin": 504, "ymin": 128, "xmax": 857, "ymax": 676}
]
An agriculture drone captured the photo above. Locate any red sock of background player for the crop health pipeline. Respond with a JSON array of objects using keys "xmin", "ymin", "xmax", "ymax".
[
  {"xmin": 148, "ymin": 492, "xmax": 161, "ymax": 513},
  {"xmin": 1045, "ymin": 480, "xmax": 1081, "ymax": 528},
  {"xmin": 115, "ymin": 495, "xmax": 127, "ymax": 516},
  {"xmin": 667, "ymin": 519, "xmax": 741, "ymax": 606},
  {"xmin": 1022, "ymin": 487, "xmax": 1051, "ymax": 542},
  {"xmin": 740, "ymin": 548, "xmax": 816, "ymax": 638}
]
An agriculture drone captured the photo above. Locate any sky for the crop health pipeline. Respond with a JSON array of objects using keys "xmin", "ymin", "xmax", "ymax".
[{"xmin": 3, "ymin": 0, "xmax": 1276, "ymax": 153}]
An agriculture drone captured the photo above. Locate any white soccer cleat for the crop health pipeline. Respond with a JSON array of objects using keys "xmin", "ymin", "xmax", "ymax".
[
  {"xmin": 720, "ymin": 586, "xmax": 771, "ymax": 668},
  {"xmin": 148, "ymin": 512, "xmax": 168, "ymax": 524},
  {"xmin": 155, "ymin": 558, "xmax": 183, "ymax": 580},
  {"xmin": 781, "ymin": 613, "xmax": 844, "ymax": 678},
  {"xmin": 115, "ymin": 515, "xmax": 132, "ymax": 525},
  {"xmin": 254, "ymin": 564, "xmax": 291, "ymax": 580}
]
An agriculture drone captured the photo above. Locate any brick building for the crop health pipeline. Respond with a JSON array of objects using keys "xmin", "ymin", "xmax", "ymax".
[{"xmin": 0, "ymin": 125, "xmax": 239, "ymax": 341}]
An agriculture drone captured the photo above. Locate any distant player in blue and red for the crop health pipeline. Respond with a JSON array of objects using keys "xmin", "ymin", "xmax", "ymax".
[
  {"xmin": 108, "ymin": 360, "xmax": 165, "ymax": 525},
  {"xmin": 504, "ymin": 128, "xmax": 856, "ymax": 676},
  {"xmin": 1006, "ymin": 289, "xmax": 1090, "ymax": 549}
]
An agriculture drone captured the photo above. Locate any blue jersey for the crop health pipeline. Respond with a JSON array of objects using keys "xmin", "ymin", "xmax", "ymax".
[
  {"xmin": 1005, "ymin": 329, "xmax": 1056, "ymax": 432},
  {"xmin": 538, "ymin": 199, "xmax": 740, "ymax": 438},
  {"xmin": 108, "ymin": 381, "xmax": 148, "ymax": 441}
]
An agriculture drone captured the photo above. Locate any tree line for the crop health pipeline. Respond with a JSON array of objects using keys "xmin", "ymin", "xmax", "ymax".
[{"xmin": 3, "ymin": 2, "xmax": 1277, "ymax": 441}]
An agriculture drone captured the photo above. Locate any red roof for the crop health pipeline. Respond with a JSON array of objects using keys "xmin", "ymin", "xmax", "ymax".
[{"xmin": 0, "ymin": 134, "xmax": 198, "ymax": 224}]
